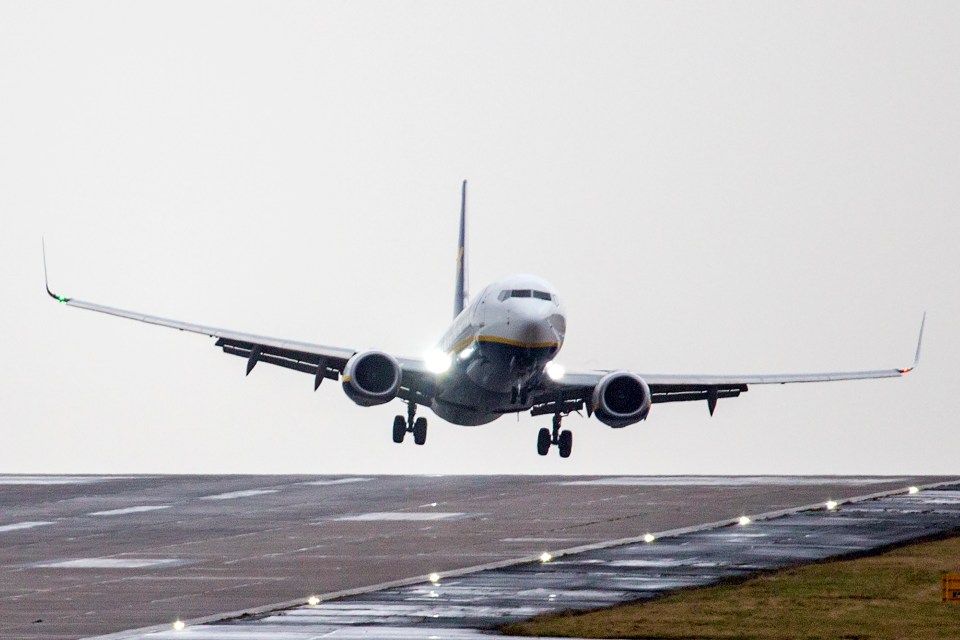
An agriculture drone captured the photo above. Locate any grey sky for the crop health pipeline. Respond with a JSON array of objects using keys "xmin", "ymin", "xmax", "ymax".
[{"xmin": 1, "ymin": 1, "xmax": 957, "ymax": 474}]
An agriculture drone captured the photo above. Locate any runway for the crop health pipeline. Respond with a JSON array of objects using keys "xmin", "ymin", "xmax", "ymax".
[
  {"xmin": 122, "ymin": 483, "xmax": 960, "ymax": 640},
  {"xmin": 0, "ymin": 475, "xmax": 955, "ymax": 640}
]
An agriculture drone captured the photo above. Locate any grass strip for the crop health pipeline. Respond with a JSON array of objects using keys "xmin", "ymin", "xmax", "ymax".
[{"xmin": 502, "ymin": 533, "xmax": 960, "ymax": 639}]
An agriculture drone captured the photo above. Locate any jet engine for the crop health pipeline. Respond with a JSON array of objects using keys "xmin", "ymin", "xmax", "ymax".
[
  {"xmin": 591, "ymin": 371, "xmax": 651, "ymax": 428},
  {"xmin": 342, "ymin": 350, "xmax": 401, "ymax": 407}
]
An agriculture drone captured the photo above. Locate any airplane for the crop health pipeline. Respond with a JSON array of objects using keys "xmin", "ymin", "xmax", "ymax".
[{"xmin": 44, "ymin": 181, "xmax": 924, "ymax": 458}]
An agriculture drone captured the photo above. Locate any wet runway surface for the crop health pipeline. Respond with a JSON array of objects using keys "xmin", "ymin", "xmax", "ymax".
[
  {"xmin": 102, "ymin": 482, "xmax": 960, "ymax": 640},
  {"xmin": 0, "ymin": 475, "xmax": 955, "ymax": 640}
]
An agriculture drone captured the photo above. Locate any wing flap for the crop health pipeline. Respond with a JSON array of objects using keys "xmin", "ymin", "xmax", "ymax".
[
  {"xmin": 216, "ymin": 338, "xmax": 343, "ymax": 379},
  {"xmin": 650, "ymin": 385, "xmax": 746, "ymax": 404}
]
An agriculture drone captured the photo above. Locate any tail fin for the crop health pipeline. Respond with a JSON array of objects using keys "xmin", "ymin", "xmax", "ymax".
[{"xmin": 453, "ymin": 180, "xmax": 468, "ymax": 318}]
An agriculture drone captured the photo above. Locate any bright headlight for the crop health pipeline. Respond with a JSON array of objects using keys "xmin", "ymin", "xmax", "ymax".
[
  {"xmin": 425, "ymin": 350, "xmax": 452, "ymax": 374},
  {"xmin": 545, "ymin": 361, "xmax": 565, "ymax": 381}
]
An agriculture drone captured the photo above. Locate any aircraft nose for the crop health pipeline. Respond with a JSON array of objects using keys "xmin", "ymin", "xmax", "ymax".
[{"xmin": 513, "ymin": 303, "xmax": 561, "ymax": 346}]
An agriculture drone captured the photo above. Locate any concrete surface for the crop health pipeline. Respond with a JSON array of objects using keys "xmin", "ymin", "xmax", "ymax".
[{"xmin": 0, "ymin": 474, "xmax": 953, "ymax": 639}]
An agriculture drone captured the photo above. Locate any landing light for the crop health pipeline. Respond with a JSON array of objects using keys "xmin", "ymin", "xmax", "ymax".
[
  {"xmin": 908, "ymin": 486, "xmax": 920, "ymax": 495},
  {"xmin": 428, "ymin": 572, "xmax": 441, "ymax": 584},
  {"xmin": 172, "ymin": 620, "xmax": 186, "ymax": 631},
  {"xmin": 307, "ymin": 595, "xmax": 321, "ymax": 606},
  {"xmin": 540, "ymin": 552, "xmax": 553, "ymax": 563},
  {"xmin": 425, "ymin": 350, "xmax": 451, "ymax": 374},
  {"xmin": 643, "ymin": 533, "xmax": 656, "ymax": 543},
  {"xmin": 545, "ymin": 361, "xmax": 565, "ymax": 381},
  {"xmin": 738, "ymin": 516, "xmax": 752, "ymax": 526},
  {"xmin": 825, "ymin": 500, "xmax": 838, "ymax": 511}
]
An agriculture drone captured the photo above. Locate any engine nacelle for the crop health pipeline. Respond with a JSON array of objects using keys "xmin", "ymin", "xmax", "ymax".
[
  {"xmin": 342, "ymin": 350, "xmax": 401, "ymax": 407},
  {"xmin": 591, "ymin": 371, "xmax": 651, "ymax": 428}
]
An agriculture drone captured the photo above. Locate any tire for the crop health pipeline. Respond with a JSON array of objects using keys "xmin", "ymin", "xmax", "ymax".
[
  {"xmin": 558, "ymin": 430, "xmax": 573, "ymax": 458},
  {"xmin": 537, "ymin": 428, "xmax": 551, "ymax": 456},
  {"xmin": 392, "ymin": 416, "xmax": 406, "ymax": 443},
  {"xmin": 413, "ymin": 417, "xmax": 428, "ymax": 445}
]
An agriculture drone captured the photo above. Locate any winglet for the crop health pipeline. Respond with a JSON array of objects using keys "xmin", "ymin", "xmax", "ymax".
[
  {"xmin": 42, "ymin": 239, "xmax": 71, "ymax": 303},
  {"xmin": 898, "ymin": 312, "xmax": 925, "ymax": 374}
]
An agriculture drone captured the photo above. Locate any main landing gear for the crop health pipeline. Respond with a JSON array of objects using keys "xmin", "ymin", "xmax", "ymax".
[
  {"xmin": 393, "ymin": 402, "xmax": 427, "ymax": 446},
  {"xmin": 537, "ymin": 413, "xmax": 573, "ymax": 458}
]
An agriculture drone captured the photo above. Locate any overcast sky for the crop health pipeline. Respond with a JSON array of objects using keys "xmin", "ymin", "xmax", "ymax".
[{"xmin": 1, "ymin": 1, "xmax": 957, "ymax": 475}]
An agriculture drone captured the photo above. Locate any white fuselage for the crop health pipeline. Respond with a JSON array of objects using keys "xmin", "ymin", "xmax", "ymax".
[{"xmin": 429, "ymin": 274, "xmax": 567, "ymax": 425}]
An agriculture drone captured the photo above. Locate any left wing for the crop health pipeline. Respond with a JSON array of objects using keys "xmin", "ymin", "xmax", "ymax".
[
  {"xmin": 43, "ymin": 247, "xmax": 435, "ymax": 401},
  {"xmin": 529, "ymin": 314, "xmax": 925, "ymax": 416}
]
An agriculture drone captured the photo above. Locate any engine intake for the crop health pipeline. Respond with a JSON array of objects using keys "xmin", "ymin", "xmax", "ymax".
[
  {"xmin": 592, "ymin": 371, "xmax": 651, "ymax": 428},
  {"xmin": 342, "ymin": 350, "xmax": 401, "ymax": 407}
]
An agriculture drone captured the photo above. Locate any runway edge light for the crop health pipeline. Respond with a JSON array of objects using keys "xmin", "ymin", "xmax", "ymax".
[
  {"xmin": 540, "ymin": 552, "xmax": 553, "ymax": 563},
  {"xmin": 908, "ymin": 486, "xmax": 920, "ymax": 495},
  {"xmin": 826, "ymin": 500, "xmax": 838, "ymax": 511},
  {"xmin": 308, "ymin": 595, "xmax": 321, "ymax": 606},
  {"xmin": 429, "ymin": 572, "xmax": 441, "ymax": 584},
  {"xmin": 643, "ymin": 533, "xmax": 656, "ymax": 543},
  {"xmin": 738, "ymin": 516, "xmax": 752, "ymax": 526},
  {"xmin": 172, "ymin": 620, "xmax": 185, "ymax": 631}
]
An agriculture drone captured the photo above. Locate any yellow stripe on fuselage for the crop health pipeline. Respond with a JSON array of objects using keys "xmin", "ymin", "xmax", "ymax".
[
  {"xmin": 446, "ymin": 335, "xmax": 560, "ymax": 356},
  {"xmin": 476, "ymin": 335, "xmax": 560, "ymax": 350}
]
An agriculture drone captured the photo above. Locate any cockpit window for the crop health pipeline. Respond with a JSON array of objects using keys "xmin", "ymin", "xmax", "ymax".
[{"xmin": 498, "ymin": 289, "xmax": 553, "ymax": 301}]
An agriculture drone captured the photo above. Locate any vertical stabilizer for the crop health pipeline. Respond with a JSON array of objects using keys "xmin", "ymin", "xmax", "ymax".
[{"xmin": 453, "ymin": 180, "xmax": 469, "ymax": 318}]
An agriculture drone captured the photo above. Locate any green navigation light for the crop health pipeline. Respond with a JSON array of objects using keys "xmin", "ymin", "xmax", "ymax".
[{"xmin": 57, "ymin": 295, "xmax": 67, "ymax": 303}]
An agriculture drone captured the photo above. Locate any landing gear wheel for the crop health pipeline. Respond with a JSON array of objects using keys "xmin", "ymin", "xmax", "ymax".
[
  {"xmin": 392, "ymin": 415, "xmax": 406, "ymax": 443},
  {"xmin": 537, "ymin": 428, "xmax": 551, "ymax": 456},
  {"xmin": 558, "ymin": 430, "xmax": 573, "ymax": 458},
  {"xmin": 413, "ymin": 417, "xmax": 428, "ymax": 445}
]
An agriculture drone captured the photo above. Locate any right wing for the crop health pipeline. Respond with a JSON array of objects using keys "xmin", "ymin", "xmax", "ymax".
[{"xmin": 529, "ymin": 314, "xmax": 924, "ymax": 416}]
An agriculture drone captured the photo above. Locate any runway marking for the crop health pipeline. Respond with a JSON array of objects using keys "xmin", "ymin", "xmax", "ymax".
[
  {"xmin": 0, "ymin": 475, "xmax": 131, "ymax": 485},
  {"xmin": 34, "ymin": 558, "xmax": 185, "ymax": 569},
  {"xmin": 606, "ymin": 559, "xmax": 725, "ymax": 568},
  {"xmin": 334, "ymin": 512, "xmax": 468, "ymax": 521},
  {"xmin": 143, "ymin": 629, "xmax": 344, "ymax": 639},
  {"xmin": 200, "ymin": 489, "xmax": 279, "ymax": 500},
  {"xmin": 558, "ymin": 476, "xmax": 908, "ymax": 487},
  {"xmin": 88, "ymin": 506, "xmax": 170, "ymax": 516},
  {"xmin": 500, "ymin": 537, "xmax": 589, "ymax": 543},
  {"xmin": 0, "ymin": 521, "xmax": 55, "ymax": 533},
  {"xmin": 300, "ymin": 478, "xmax": 372, "ymax": 486}
]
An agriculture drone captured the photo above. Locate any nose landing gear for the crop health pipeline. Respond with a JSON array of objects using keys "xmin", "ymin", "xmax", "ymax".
[
  {"xmin": 537, "ymin": 413, "xmax": 573, "ymax": 458},
  {"xmin": 393, "ymin": 402, "xmax": 428, "ymax": 446}
]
